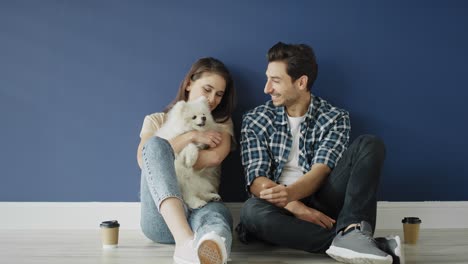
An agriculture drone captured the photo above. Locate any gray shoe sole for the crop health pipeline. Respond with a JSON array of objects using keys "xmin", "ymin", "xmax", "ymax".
[
  {"xmin": 326, "ymin": 245, "xmax": 393, "ymax": 264},
  {"xmin": 393, "ymin": 236, "xmax": 404, "ymax": 264}
]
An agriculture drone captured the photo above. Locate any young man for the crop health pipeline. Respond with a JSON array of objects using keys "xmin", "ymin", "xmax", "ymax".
[{"xmin": 237, "ymin": 42, "xmax": 403, "ymax": 264}]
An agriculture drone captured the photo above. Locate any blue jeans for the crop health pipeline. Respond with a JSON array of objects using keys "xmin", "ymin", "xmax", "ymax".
[
  {"xmin": 238, "ymin": 135, "xmax": 386, "ymax": 253},
  {"xmin": 139, "ymin": 136, "xmax": 233, "ymax": 255}
]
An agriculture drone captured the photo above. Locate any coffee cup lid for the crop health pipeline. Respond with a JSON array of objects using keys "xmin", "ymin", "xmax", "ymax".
[
  {"xmin": 100, "ymin": 220, "xmax": 120, "ymax": 228},
  {"xmin": 402, "ymin": 217, "xmax": 422, "ymax": 224}
]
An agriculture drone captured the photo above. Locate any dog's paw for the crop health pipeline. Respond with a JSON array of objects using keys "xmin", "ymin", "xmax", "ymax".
[
  {"xmin": 186, "ymin": 198, "xmax": 207, "ymax": 209},
  {"xmin": 183, "ymin": 154, "xmax": 197, "ymax": 167},
  {"xmin": 180, "ymin": 144, "xmax": 199, "ymax": 167},
  {"xmin": 206, "ymin": 193, "xmax": 221, "ymax": 201}
]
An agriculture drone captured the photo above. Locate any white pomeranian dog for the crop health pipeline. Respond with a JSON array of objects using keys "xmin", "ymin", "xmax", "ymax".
[{"xmin": 155, "ymin": 96, "xmax": 222, "ymax": 209}]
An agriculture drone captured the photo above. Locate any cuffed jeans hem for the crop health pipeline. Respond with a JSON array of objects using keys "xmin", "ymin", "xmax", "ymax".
[{"xmin": 157, "ymin": 195, "xmax": 185, "ymax": 212}]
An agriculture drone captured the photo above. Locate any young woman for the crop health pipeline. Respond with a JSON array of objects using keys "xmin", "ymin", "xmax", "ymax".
[{"xmin": 137, "ymin": 57, "xmax": 236, "ymax": 264}]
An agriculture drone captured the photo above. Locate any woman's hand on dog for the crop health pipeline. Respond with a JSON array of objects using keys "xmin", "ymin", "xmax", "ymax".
[{"xmin": 190, "ymin": 130, "xmax": 222, "ymax": 148}]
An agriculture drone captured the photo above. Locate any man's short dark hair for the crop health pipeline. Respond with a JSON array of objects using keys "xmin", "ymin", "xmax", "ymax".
[{"xmin": 267, "ymin": 42, "xmax": 318, "ymax": 90}]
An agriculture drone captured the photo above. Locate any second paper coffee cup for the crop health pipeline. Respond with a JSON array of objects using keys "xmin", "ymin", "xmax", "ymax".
[
  {"xmin": 100, "ymin": 220, "xmax": 120, "ymax": 249},
  {"xmin": 402, "ymin": 217, "xmax": 421, "ymax": 244}
]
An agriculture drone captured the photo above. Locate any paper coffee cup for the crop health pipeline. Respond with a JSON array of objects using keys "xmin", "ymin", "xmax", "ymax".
[
  {"xmin": 402, "ymin": 217, "xmax": 421, "ymax": 244},
  {"xmin": 100, "ymin": 220, "xmax": 120, "ymax": 249}
]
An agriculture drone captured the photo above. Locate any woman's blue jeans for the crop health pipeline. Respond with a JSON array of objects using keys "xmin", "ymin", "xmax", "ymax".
[{"xmin": 140, "ymin": 136, "xmax": 233, "ymax": 255}]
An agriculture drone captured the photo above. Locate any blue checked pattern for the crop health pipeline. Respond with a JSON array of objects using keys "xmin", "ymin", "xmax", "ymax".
[{"xmin": 240, "ymin": 95, "xmax": 351, "ymax": 193}]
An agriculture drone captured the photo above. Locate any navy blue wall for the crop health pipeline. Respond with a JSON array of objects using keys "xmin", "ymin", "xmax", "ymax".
[{"xmin": 1, "ymin": 1, "xmax": 467, "ymax": 202}]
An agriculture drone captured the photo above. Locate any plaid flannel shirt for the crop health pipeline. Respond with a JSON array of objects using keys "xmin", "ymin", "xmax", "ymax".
[{"xmin": 240, "ymin": 95, "xmax": 351, "ymax": 194}]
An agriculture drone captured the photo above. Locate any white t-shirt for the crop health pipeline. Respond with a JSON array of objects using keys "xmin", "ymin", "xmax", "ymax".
[{"xmin": 278, "ymin": 114, "xmax": 306, "ymax": 186}]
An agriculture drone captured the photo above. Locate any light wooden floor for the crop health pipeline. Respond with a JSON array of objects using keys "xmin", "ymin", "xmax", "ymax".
[{"xmin": 1, "ymin": 229, "xmax": 467, "ymax": 264}]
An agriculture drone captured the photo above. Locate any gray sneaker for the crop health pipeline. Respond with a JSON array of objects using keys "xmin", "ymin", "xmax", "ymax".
[
  {"xmin": 375, "ymin": 236, "xmax": 404, "ymax": 264},
  {"xmin": 326, "ymin": 221, "xmax": 393, "ymax": 264}
]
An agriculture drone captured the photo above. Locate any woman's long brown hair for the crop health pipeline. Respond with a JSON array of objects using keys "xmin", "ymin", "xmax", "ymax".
[{"xmin": 164, "ymin": 57, "xmax": 236, "ymax": 123}]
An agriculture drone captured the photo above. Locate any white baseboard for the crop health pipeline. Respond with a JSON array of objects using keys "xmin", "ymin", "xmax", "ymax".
[{"xmin": 1, "ymin": 201, "xmax": 467, "ymax": 230}]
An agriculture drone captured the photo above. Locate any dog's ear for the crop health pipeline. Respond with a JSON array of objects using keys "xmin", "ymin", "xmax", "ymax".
[{"xmin": 170, "ymin": 100, "xmax": 186, "ymax": 115}]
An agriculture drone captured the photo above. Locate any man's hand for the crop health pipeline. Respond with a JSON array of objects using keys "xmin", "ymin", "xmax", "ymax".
[
  {"xmin": 259, "ymin": 183, "xmax": 291, "ymax": 208},
  {"xmin": 285, "ymin": 201, "xmax": 336, "ymax": 229}
]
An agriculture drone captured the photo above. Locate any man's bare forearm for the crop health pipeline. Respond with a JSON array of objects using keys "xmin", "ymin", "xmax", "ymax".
[
  {"xmin": 249, "ymin": 163, "xmax": 331, "ymax": 206},
  {"xmin": 284, "ymin": 200, "xmax": 305, "ymax": 214},
  {"xmin": 249, "ymin": 176, "xmax": 278, "ymax": 197},
  {"xmin": 287, "ymin": 163, "xmax": 331, "ymax": 201}
]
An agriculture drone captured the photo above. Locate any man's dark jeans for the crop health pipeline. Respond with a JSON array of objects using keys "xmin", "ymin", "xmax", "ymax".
[{"xmin": 238, "ymin": 135, "xmax": 386, "ymax": 253}]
